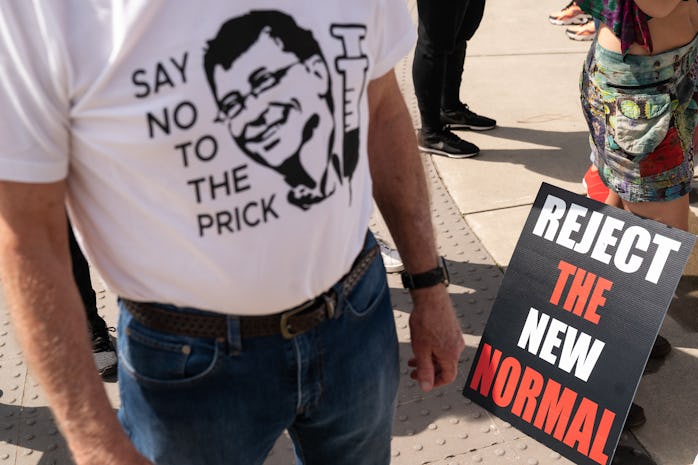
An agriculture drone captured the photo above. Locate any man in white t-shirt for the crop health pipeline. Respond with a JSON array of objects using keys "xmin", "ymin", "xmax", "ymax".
[{"xmin": 0, "ymin": 3, "xmax": 464, "ymax": 465}]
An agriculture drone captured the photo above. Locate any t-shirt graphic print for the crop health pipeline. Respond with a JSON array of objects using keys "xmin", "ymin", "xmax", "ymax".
[{"xmin": 203, "ymin": 10, "xmax": 368, "ymax": 210}]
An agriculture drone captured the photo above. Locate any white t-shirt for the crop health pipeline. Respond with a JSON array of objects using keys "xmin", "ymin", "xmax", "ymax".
[{"xmin": 0, "ymin": 1, "xmax": 415, "ymax": 315}]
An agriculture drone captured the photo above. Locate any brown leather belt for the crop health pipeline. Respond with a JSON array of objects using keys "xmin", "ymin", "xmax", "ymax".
[{"xmin": 122, "ymin": 242, "xmax": 379, "ymax": 340}]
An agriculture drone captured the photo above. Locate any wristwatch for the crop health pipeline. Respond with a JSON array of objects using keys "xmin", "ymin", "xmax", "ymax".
[{"xmin": 401, "ymin": 256, "xmax": 450, "ymax": 289}]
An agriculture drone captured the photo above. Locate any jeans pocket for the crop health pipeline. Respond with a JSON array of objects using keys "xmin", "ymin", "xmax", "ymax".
[
  {"xmin": 120, "ymin": 317, "xmax": 220, "ymax": 387},
  {"xmin": 344, "ymin": 253, "xmax": 390, "ymax": 319},
  {"xmin": 608, "ymin": 93, "xmax": 672, "ymax": 158}
]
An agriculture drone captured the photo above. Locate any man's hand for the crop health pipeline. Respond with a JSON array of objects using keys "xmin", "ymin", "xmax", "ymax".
[{"xmin": 408, "ymin": 286, "xmax": 465, "ymax": 392}]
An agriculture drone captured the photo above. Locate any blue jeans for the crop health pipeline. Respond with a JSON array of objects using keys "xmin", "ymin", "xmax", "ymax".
[{"xmin": 117, "ymin": 235, "xmax": 399, "ymax": 465}]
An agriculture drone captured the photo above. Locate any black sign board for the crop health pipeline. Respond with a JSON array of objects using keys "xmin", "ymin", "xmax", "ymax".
[{"xmin": 463, "ymin": 183, "xmax": 695, "ymax": 465}]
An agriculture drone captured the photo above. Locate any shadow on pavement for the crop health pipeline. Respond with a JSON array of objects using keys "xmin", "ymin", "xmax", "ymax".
[
  {"xmin": 464, "ymin": 126, "xmax": 591, "ymax": 183},
  {"xmin": 0, "ymin": 400, "xmax": 73, "ymax": 465}
]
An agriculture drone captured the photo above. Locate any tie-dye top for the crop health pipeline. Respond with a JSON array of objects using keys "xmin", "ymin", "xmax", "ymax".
[{"xmin": 576, "ymin": 0, "xmax": 652, "ymax": 55}]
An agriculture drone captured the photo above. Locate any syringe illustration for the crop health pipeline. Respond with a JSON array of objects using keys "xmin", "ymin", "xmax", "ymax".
[{"xmin": 331, "ymin": 24, "xmax": 368, "ymax": 185}]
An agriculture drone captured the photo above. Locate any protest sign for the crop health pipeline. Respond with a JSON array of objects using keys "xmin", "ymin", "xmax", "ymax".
[{"xmin": 463, "ymin": 183, "xmax": 695, "ymax": 465}]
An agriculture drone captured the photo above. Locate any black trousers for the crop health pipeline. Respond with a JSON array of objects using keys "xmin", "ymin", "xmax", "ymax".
[
  {"xmin": 68, "ymin": 221, "xmax": 104, "ymax": 332},
  {"xmin": 412, "ymin": 0, "xmax": 486, "ymax": 132}
]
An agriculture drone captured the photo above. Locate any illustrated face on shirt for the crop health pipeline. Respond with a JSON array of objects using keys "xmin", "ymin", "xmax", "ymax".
[
  {"xmin": 213, "ymin": 28, "xmax": 331, "ymax": 171},
  {"xmin": 204, "ymin": 11, "xmax": 343, "ymax": 211}
]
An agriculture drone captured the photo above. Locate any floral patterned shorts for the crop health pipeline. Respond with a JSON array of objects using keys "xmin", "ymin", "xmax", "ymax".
[{"xmin": 580, "ymin": 35, "xmax": 698, "ymax": 202}]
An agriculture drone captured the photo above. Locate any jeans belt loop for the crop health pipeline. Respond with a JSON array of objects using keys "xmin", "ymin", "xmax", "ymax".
[{"xmin": 226, "ymin": 315, "xmax": 242, "ymax": 354}]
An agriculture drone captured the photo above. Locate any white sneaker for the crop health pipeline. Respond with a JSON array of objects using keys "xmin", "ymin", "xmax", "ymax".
[
  {"xmin": 693, "ymin": 453, "xmax": 698, "ymax": 465},
  {"xmin": 378, "ymin": 240, "xmax": 404, "ymax": 273},
  {"xmin": 548, "ymin": 1, "xmax": 591, "ymax": 25}
]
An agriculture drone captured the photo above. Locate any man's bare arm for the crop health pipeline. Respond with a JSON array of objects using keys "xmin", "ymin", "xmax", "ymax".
[
  {"xmin": 367, "ymin": 71, "xmax": 464, "ymax": 392},
  {"xmin": 0, "ymin": 180, "xmax": 149, "ymax": 465}
]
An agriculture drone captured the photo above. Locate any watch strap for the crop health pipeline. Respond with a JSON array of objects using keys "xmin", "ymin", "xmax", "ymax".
[{"xmin": 400, "ymin": 257, "xmax": 450, "ymax": 289}]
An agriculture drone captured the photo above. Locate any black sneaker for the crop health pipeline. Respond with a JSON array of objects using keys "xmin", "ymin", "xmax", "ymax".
[
  {"xmin": 612, "ymin": 445, "xmax": 656, "ymax": 465},
  {"xmin": 625, "ymin": 402, "xmax": 646, "ymax": 429},
  {"xmin": 649, "ymin": 334, "xmax": 671, "ymax": 360},
  {"xmin": 89, "ymin": 318, "xmax": 117, "ymax": 378},
  {"xmin": 417, "ymin": 128, "xmax": 479, "ymax": 158},
  {"xmin": 441, "ymin": 104, "xmax": 496, "ymax": 131}
]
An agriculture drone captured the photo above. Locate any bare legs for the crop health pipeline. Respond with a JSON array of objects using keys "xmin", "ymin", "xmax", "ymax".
[{"xmin": 611, "ymin": 192, "xmax": 689, "ymax": 231}]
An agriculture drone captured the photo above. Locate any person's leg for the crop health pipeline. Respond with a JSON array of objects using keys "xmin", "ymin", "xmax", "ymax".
[
  {"xmin": 620, "ymin": 194, "xmax": 689, "ymax": 231},
  {"xmin": 591, "ymin": 179, "xmax": 672, "ymax": 359},
  {"xmin": 68, "ymin": 223, "xmax": 98, "ymax": 322},
  {"xmin": 603, "ymin": 188, "xmax": 624, "ymax": 208},
  {"xmin": 441, "ymin": 0, "xmax": 485, "ymax": 111},
  {"xmin": 68, "ymin": 220, "xmax": 117, "ymax": 377},
  {"xmin": 287, "ymin": 234, "xmax": 400, "ymax": 465},
  {"xmin": 119, "ymin": 234, "xmax": 398, "ymax": 465},
  {"xmin": 413, "ymin": 0, "xmax": 482, "ymax": 157},
  {"xmin": 117, "ymin": 304, "xmax": 295, "ymax": 465},
  {"xmin": 581, "ymin": 43, "xmax": 688, "ymax": 422},
  {"xmin": 412, "ymin": 0, "xmax": 467, "ymax": 132},
  {"xmin": 440, "ymin": 0, "xmax": 496, "ymax": 131}
]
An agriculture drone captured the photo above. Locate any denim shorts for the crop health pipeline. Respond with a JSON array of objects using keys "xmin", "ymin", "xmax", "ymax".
[
  {"xmin": 116, "ymin": 232, "xmax": 399, "ymax": 465},
  {"xmin": 580, "ymin": 35, "xmax": 698, "ymax": 202}
]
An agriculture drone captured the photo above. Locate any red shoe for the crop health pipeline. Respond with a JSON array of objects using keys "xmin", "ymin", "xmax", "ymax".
[{"xmin": 582, "ymin": 165, "xmax": 609, "ymax": 202}]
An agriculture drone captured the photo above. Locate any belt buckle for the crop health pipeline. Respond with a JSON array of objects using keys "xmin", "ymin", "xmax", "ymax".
[{"xmin": 280, "ymin": 294, "xmax": 335, "ymax": 340}]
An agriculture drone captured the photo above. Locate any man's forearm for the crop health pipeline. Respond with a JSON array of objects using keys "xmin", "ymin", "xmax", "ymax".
[
  {"xmin": 0, "ymin": 248, "xmax": 138, "ymax": 463},
  {"xmin": 367, "ymin": 74, "xmax": 438, "ymax": 273},
  {"xmin": 366, "ymin": 71, "xmax": 465, "ymax": 391},
  {"xmin": 0, "ymin": 181, "xmax": 146, "ymax": 464}
]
